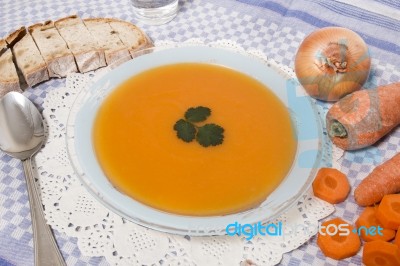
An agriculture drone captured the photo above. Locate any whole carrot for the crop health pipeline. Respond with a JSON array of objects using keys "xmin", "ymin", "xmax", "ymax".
[
  {"xmin": 354, "ymin": 153, "xmax": 400, "ymax": 206},
  {"xmin": 326, "ymin": 82, "xmax": 400, "ymax": 150}
]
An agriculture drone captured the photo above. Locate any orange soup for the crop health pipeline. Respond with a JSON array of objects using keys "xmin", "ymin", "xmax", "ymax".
[{"xmin": 93, "ymin": 63, "xmax": 297, "ymax": 216}]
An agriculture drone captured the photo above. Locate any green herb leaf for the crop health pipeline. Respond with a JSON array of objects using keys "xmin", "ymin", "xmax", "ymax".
[
  {"xmin": 173, "ymin": 119, "xmax": 196, "ymax": 142},
  {"xmin": 184, "ymin": 106, "xmax": 211, "ymax": 123},
  {"xmin": 196, "ymin": 123, "xmax": 224, "ymax": 147}
]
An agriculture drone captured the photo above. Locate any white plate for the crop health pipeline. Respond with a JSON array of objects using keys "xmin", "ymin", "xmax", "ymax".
[{"xmin": 66, "ymin": 45, "xmax": 323, "ymax": 236}]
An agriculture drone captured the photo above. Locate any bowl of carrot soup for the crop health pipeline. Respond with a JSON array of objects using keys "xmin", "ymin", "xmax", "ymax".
[{"xmin": 66, "ymin": 46, "xmax": 322, "ymax": 235}]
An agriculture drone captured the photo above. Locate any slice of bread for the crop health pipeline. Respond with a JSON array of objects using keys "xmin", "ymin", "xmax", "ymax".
[
  {"xmin": 29, "ymin": 21, "xmax": 78, "ymax": 78},
  {"xmin": 83, "ymin": 18, "xmax": 131, "ymax": 65},
  {"xmin": 0, "ymin": 40, "xmax": 22, "ymax": 97},
  {"xmin": 0, "ymin": 39, "xmax": 7, "ymax": 56},
  {"xmin": 5, "ymin": 26, "xmax": 26, "ymax": 47},
  {"xmin": 55, "ymin": 15, "xmax": 106, "ymax": 73},
  {"xmin": 107, "ymin": 18, "xmax": 153, "ymax": 57},
  {"xmin": 6, "ymin": 27, "xmax": 49, "ymax": 87}
]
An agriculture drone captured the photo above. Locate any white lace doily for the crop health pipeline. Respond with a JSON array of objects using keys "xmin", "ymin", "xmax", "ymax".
[{"xmin": 35, "ymin": 40, "xmax": 338, "ymax": 266}]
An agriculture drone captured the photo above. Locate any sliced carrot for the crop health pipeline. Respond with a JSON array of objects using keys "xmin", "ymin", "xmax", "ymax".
[
  {"xmin": 355, "ymin": 207, "xmax": 396, "ymax": 242},
  {"xmin": 394, "ymin": 228, "xmax": 400, "ymax": 247},
  {"xmin": 354, "ymin": 153, "xmax": 400, "ymax": 206},
  {"xmin": 312, "ymin": 168, "xmax": 350, "ymax": 204},
  {"xmin": 376, "ymin": 194, "xmax": 400, "ymax": 230},
  {"xmin": 317, "ymin": 217, "xmax": 361, "ymax": 260},
  {"xmin": 362, "ymin": 240, "xmax": 400, "ymax": 266}
]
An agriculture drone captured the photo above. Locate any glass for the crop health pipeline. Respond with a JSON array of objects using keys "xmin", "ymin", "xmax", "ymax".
[{"xmin": 131, "ymin": 0, "xmax": 179, "ymax": 25}]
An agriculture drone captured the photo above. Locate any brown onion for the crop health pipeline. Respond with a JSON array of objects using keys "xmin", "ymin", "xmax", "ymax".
[{"xmin": 295, "ymin": 27, "xmax": 371, "ymax": 102}]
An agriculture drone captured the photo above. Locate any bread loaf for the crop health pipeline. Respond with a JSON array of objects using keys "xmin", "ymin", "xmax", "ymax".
[
  {"xmin": 0, "ymin": 16, "xmax": 153, "ymax": 92},
  {"xmin": 55, "ymin": 15, "xmax": 106, "ymax": 73},
  {"xmin": 29, "ymin": 21, "xmax": 78, "ymax": 78},
  {"xmin": 83, "ymin": 18, "xmax": 131, "ymax": 65},
  {"xmin": 6, "ymin": 27, "xmax": 49, "ymax": 87},
  {"xmin": 0, "ymin": 40, "xmax": 22, "ymax": 97}
]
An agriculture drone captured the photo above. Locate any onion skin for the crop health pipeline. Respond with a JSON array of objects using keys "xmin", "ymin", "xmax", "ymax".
[{"xmin": 295, "ymin": 27, "xmax": 371, "ymax": 102}]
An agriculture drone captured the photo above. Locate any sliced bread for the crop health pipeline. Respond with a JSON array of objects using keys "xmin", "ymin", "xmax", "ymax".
[
  {"xmin": 5, "ymin": 26, "xmax": 26, "ymax": 47},
  {"xmin": 107, "ymin": 18, "xmax": 153, "ymax": 57},
  {"xmin": 0, "ymin": 40, "xmax": 22, "ymax": 97},
  {"xmin": 6, "ymin": 27, "xmax": 49, "ymax": 87},
  {"xmin": 83, "ymin": 18, "xmax": 131, "ymax": 65},
  {"xmin": 1, "ymin": 16, "xmax": 152, "ymax": 88},
  {"xmin": 0, "ymin": 39, "xmax": 7, "ymax": 56},
  {"xmin": 55, "ymin": 15, "xmax": 106, "ymax": 73},
  {"xmin": 29, "ymin": 21, "xmax": 78, "ymax": 78}
]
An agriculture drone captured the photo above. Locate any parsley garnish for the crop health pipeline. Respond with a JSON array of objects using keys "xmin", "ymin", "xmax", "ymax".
[
  {"xmin": 174, "ymin": 106, "xmax": 224, "ymax": 147},
  {"xmin": 196, "ymin": 123, "xmax": 224, "ymax": 147},
  {"xmin": 173, "ymin": 119, "xmax": 196, "ymax": 142},
  {"xmin": 184, "ymin": 106, "xmax": 211, "ymax": 123}
]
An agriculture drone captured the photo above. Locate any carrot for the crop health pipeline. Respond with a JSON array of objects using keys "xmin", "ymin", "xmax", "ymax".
[
  {"xmin": 354, "ymin": 153, "xmax": 400, "ymax": 206},
  {"xmin": 312, "ymin": 168, "xmax": 350, "ymax": 204},
  {"xmin": 362, "ymin": 240, "xmax": 400, "ymax": 266},
  {"xmin": 317, "ymin": 217, "xmax": 361, "ymax": 260},
  {"xmin": 355, "ymin": 207, "xmax": 396, "ymax": 242},
  {"xmin": 326, "ymin": 82, "xmax": 400, "ymax": 150},
  {"xmin": 395, "ymin": 228, "xmax": 400, "ymax": 247},
  {"xmin": 376, "ymin": 194, "xmax": 400, "ymax": 230}
]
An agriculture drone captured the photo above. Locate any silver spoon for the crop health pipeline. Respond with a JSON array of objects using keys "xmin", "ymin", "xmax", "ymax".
[{"xmin": 0, "ymin": 92, "xmax": 66, "ymax": 266}]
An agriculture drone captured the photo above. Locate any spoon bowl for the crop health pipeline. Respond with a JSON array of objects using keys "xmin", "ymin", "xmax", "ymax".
[
  {"xmin": 0, "ymin": 92, "xmax": 44, "ymax": 159},
  {"xmin": 0, "ymin": 92, "xmax": 65, "ymax": 266}
]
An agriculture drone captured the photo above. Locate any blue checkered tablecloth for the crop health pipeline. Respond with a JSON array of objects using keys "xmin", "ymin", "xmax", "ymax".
[{"xmin": 1, "ymin": 0, "xmax": 400, "ymax": 265}]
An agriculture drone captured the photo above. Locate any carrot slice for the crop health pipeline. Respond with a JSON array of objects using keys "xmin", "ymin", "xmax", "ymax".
[
  {"xmin": 362, "ymin": 240, "xmax": 400, "ymax": 266},
  {"xmin": 326, "ymin": 82, "xmax": 400, "ymax": 150},
  {"xmin": 312, "ymin": 168, "xmax": 350, "ymax": 204},
  {"xmin": 376, "ymin": 194, "xmax": 400, "ymax": 230},
  {"xmin": 354, "ymin": 153, "xmax": 400, "ymax": 206},
  {"xmin": 317, "ymin": 217, "xmax": 361, "ymax": 260},
  {"xmin": 355, "ymin": 207, "xmax": 396, "ymax": 242},
  {"xmin": 395, "ymin": 229, "xmax": 400, "ymax": 247}
]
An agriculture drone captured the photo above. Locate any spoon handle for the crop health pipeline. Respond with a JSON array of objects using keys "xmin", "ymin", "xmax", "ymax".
[{"xmin": 23, "ymin": 159, "xmax": 66, "ymax": 266}]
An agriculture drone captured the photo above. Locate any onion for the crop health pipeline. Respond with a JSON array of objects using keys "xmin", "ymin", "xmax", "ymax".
[{"xmin": 295, "ymin": 27, "xmax": 371, "ymax": 101}]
